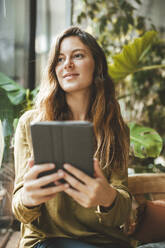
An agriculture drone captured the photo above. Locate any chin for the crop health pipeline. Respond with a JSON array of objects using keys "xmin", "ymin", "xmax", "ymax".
[
  {"xmin": 60, "ymin": 83, "xmax": 81, "ymax": 93},
  {"xmin": 60, "ymin": 82, "xmax": 92, "ymax": 94},
  {"xmin": 63, "ymin": 87, "xmax": 80, "ymax": 93}
]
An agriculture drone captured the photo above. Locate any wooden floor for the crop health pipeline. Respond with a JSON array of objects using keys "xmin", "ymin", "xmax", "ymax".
[{"xmin": 0, "ymin": 231, "xmax": 20, "ymax": 248}]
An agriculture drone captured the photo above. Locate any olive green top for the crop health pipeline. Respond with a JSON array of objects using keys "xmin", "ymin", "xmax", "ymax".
[{"xmin": 12, "ymin": 110, "xmax": 133, "ymax": 248}]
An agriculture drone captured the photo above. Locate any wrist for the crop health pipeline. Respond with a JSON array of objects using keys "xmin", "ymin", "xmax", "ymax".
[
  {"xmin": 99, "ymin": 197, "xmax": 117, "ymax": 212},
  {"xmin": 21, "ymin": 189, "xmax": 39, "ymax": 209},
  {"xmin": 102, "ymin": 185, "xmax": 117, "ymax": 207}
]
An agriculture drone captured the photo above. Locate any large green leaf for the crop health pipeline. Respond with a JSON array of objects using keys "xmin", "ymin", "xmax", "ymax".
[
  {"xmin": 0, "ymin": 72, "xmax": 26, "ymax": 105},
  {"xmin": 108, "ymin": 31, "xmax": 157, "ymax": 80},
  {"xmin": 0, "ymin": 90, "xmax": 14, "ymax": 137},
  {"xmin": 129, "ymin": 122, "xmax": 163, "ymax": 158}
]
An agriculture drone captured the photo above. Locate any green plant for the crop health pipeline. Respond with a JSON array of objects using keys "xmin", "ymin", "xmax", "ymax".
[
  {"xmin": 74, "ymin": 0, "xmax": 165, "ymax": 172},
  {"xmin": 108, "ymin": 31, "xmax": 164, "ymax": 165},
  {"xmin": 0, "ymin": 72, "xmax": 37, "ymax": 162},
  {"xmin": 128, "ymin": 122, "xmax": 162, "ymax": 159},
  {"xmin": 75, "ymin": 0, "xmax": 150, "ymax": 58},
  {"xmin": 0, "ymin": 72, "xmax": 163, "ymax": 162},
  {"xmin": 108, "ymin": 31, "xmax": 165, "ymax": 80}
]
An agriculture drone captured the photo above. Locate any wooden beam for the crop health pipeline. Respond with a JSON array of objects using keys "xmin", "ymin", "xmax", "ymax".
[{"xmin": 28, "ymin": 0, "xmax": 37, "ymax": 90}]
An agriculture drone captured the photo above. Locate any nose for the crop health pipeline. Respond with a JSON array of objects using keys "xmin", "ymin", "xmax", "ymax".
[{"xmin": 64, "ymin": 57, "xmax": 74, "ymax": 69}]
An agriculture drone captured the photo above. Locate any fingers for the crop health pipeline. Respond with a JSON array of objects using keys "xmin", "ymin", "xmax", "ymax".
[
  {"xmin": 32, "ymin": 183, "xmax": 69, "ymax": 197},
  {"xmin": 32, "ymin": 183, "xmax": 67, "ymax": 205},
  {"xmin": 63, "ymin": 163, "xmax": 93, "ymax": 186},
  {"xmin": 26, "ymin": 157, "xmax": 34, "ymax": 169},
  {"xmin": 63, "ymin": 161, "xmax": 113, "ymax": 208},
  {"xmin": 24, "ymin": 163, "xmax": 65, "ymax": 191},
  {"xmin": 93, "ymin": 159, "xmax": 105, "ymax": 179},
  {"xmin": 62, "ymin": 163, "xmax": 102, "ymax": 207},
  {"xmin": 34, "ymin": 194, "xmax": 58, "ymax": 206},
  {"xmin": 25, "ymin": 163, "xmax": 55, "ymax": 180},
  {"xmin": 22, "ymin": 164, "xmax": 68, "ymax": 207},
  {"xmin": 60, "ymin": 169, "xmax": 88, "ymax": 193},
  {"xmin": 28, "ymin": 170, "xmax": 64, "ymax": 189},
  {"xmin": 21, "ymin": 183, "xmax": 68, "ymax": 207},
  {"xmin": 64, "ymin": 187, "xmax": 88, "ymax": 207}
]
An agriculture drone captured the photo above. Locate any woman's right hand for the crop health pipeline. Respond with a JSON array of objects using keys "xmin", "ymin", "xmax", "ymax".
[{"xmin": 21, "ymin": 159, "xmax": 68, "ymax": 207}]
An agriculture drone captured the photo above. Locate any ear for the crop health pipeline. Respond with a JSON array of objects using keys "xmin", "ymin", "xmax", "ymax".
[{"xmin": 93, "ymin": 159, "xmax": 105, "ymax": 179}]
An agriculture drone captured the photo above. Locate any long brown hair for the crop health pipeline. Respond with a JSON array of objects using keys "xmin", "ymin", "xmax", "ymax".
[{"xmin": 35, "ymin": 26, "xmax": 129, "ymax": 172}]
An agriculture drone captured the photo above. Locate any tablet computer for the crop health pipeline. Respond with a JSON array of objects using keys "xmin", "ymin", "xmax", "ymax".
[{"xmin": 30, "ymin": 121, "xmax": 95, "ymax": 181}]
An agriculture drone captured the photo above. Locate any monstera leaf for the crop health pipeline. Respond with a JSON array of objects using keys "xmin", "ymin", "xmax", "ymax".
[
  {"xmin": 0, "ymin": 73, "xmax": 28, "ymax": 162},
  {"xmin": 108, "ymin": 31, "xmax": 157, "ymax": 80},
  {"xmin": 0, "ymin": 72, "xmax": 27, "ymax": 136},
  {"xmin": 129, "ymin": 122, "xmax": 163, "ymax": 158},
  {"xmin": 0, "ymin": 72, "xmax": 26, "ymax": 105}
]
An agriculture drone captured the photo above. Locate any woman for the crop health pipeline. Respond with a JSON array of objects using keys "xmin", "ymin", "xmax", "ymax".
[{"xmin": 12, "ymin": 26, "xmax": 132, "ymax": 248}]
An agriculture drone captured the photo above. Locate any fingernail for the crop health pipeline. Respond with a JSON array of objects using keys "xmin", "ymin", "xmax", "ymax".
[
  {"xmin": 64, "ymin": 184, "xmax": 69, "ymax": 188},
  {"xmin": 64, "ymin": 163, "xmax": 69, "ymax": 169},
  {"xmin": 58, "ymin": 170, "xmax": 64, "ymax": 176},
  {"xmin": 50, "ymin": 163, "xmax": 55, "ymax": 168}
]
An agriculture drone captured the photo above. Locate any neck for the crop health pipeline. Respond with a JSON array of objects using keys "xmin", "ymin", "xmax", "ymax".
[{"xmin": 66, "ymin": 90, "xmax": 90, "ymax": 120}]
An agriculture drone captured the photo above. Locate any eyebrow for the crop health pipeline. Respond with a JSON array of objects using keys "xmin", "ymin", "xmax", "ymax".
[{"xmin": 59, "ymin": 48, "xmax": 87, "ymax": 56}]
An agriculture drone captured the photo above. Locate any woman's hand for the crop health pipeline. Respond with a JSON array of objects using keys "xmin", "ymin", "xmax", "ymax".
[
  {"xmin": 62, "ymin": 159, "xmax": 117, "ymax": 208},
  {"xmin": 21, "ymin": 159, "xmax": 69, "ymax": 208}
]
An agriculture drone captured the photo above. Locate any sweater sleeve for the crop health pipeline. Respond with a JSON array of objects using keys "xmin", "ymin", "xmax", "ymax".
[
  {"xmin": 95, "ymin": 169, "xmax": 132, "ymax": 227},
  {"xmin": 12, "ymin": 111, "xmax": 42, "ymax": 224}
]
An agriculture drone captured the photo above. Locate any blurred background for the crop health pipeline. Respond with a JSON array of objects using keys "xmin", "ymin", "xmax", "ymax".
[
  {"xmin": 0, "ymin": 0, "xmax": 165, "ymax": 246},
  {"xmin": 1, "ymin": 0, "xmax": 164, "ymax": 169},
  {"xmin": 0, "ymin": 0, "xmax": 73, "ymax": 89},
  {"xmin": 0, "ymin": 0, "xmax": 164, "ymax": 88},
  {"xmin": 0, "ymin": 0, "xmax": 165, "ymax": 89}
]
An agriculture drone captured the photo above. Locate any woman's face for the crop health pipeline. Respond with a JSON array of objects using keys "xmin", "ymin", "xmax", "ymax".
[{"xmin": 55, "ymin": 36, "xmax": 95, "ymax": 94}]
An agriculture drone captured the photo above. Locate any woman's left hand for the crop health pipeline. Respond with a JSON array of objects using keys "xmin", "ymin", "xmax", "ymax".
[{"xmin": 60, "ymin": 159, "xmax": 117, "ymax": 208}]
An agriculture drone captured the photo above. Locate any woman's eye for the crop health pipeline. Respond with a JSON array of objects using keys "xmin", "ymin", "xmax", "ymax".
[
  {"xmin": 57, "ymin": 57, "xmax": 64, "ymax": 63},
  {"xmin": 74, "ymin": 53, "xmax": 84, "ymax": 59}
]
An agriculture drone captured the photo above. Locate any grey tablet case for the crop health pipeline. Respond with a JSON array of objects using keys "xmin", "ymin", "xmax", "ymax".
[{"xmin": 30, "ymin": 121, "xmax": 95, "ymax": 179}]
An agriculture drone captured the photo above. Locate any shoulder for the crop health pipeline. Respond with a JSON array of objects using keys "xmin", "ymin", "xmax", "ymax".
[
  {"xmin": 15, "ymin": 109, "xmax": 40, "ymax": 147},
  {"xmin": 16, "ymin": 109, "xmax": 41, "ymax": 136},
  {"xmin": 18, "ymin": 109, "xmax": 39, "ymax": 127}
]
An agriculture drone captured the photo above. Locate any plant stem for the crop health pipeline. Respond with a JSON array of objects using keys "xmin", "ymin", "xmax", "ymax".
[{"xmin": 135, "ymin": 64, "xmax": 165, "ymax": 72}]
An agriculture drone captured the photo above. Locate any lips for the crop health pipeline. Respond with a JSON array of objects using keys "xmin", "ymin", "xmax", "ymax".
[{"xmin": 63, "ymin": 73, "xmax": 79, "ymax": 78}]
